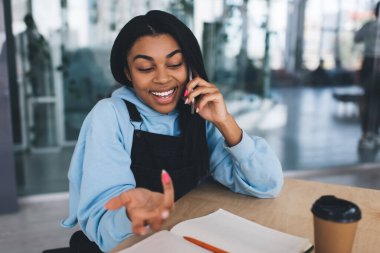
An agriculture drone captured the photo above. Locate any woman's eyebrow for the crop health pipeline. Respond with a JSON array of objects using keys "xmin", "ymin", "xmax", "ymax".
[
  {"xmin": 166, "ymin": 49, "xmax": 182, "ymax": 58},
  {"xmin": 133, "ymin": 54, "xmax": 153, "ymax": 62},
  {"xmin": 132, "ymin": 49, "xmax": 182, "ymax": 62}
]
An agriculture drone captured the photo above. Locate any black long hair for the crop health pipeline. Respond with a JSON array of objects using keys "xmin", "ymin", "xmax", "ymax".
[{"xmin": 110, "ymin": 10, "xmax": 210, "ymax": 180}]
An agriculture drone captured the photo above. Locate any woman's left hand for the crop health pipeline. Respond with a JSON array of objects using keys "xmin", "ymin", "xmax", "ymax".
[
  {"xmin": 104, "ymin": 170, "xmax": 174, "ymax": 235},
  {"xmin": 184, "ymin": 77, "xmax": 229, "ymax": 125}
]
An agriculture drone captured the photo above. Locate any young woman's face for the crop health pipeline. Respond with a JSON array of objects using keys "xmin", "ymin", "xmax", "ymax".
[{"xmin": 125, "ymin": 34, "xmax": 187, "ymax": 114}]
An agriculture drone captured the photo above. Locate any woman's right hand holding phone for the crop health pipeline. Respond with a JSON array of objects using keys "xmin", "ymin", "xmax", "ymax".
[
  {"xmin": 184, "ymin": 76, "xmax": 242, "ymax": 147},
  {"xmin": 105, "ymin": 170, "xmax": 174, "ymax": 235}
]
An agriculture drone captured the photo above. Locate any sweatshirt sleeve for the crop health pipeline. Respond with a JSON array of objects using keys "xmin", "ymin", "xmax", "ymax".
[
  {"xmin": 76, "ymin": 99, "xmax": 136, "ymax": 252},
  {"xmin": 206, "ymin": 122, "xmax": 283, "ymax": 198}
]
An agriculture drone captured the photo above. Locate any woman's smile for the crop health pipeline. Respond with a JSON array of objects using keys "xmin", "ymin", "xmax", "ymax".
[{"xmin": 150, "ymin": 87, "xmax": 178, "ymax": 105}]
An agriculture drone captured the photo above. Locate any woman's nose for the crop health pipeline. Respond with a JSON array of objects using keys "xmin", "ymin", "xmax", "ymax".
[{"xmin": 153, "ymin": 67, "xmax": 171, "ymax": 84}]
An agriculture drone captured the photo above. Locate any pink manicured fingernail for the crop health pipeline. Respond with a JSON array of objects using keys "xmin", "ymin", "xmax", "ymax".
[
  {"xmin": 162, "ymin": 170, "xmax": 170, "ymax": 184},
  {"xmin": 196, "ymin": 107, "xmax": 199, "ymax": 113},
  {"xmin": 184, "ymin": 98, "xmax": 189, "ymax": 104},
  {"xmin": 161, "ymin": 210, "xmax": 169, "ymax": 219},
  {"xmin": 184, "ymin": 89, "xmax": 189, "ymax": 97}
]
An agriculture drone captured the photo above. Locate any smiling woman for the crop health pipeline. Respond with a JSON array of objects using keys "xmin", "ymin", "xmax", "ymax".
[
  {"xmin": 56, "ymin": 10, "xmax": 284, "ymax": 253},
  {"xmin": 125, "ymin": 35, "xmax": 187, "ymax": 114}
]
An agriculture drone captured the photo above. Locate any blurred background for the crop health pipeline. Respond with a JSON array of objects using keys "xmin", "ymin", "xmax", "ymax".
[
  {"xmin": 4, "ymin": 0, "xmax": 380, "ymax": 197},
  {"xmin": 1, "ymin": 0, "xmax": 380, "ymax": 251},
  {"xmin": 2, "ymin": 0, "xmax": 380, "ymax": 196}
]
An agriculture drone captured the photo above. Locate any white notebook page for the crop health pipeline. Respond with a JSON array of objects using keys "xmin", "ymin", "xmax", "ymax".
[
  {"xmin": 118, "ymin": 230, "xmax": 210, "ymax": 253},
  {"xmin": 170, "ymin": 209, "xmax": 311, "ymax": 253}
]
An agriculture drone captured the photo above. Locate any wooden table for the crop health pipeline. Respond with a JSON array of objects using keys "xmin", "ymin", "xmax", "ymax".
[{"xmin": 111, "ymin": 178, "xmax": 380, "ymax": 253}]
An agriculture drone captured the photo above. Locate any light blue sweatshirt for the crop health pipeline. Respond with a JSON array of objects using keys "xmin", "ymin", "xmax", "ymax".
[{"xmin": 61, "ymin": 86, "xmax": 283, "ymax": 252}]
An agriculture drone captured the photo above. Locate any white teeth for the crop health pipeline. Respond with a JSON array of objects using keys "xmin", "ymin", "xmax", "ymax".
[{"xmin": 151, "ymin": 88, "xmax": 175, "ymax": 97}]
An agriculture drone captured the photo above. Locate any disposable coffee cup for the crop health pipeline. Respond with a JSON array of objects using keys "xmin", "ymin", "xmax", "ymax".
[{"xmin": 311, "ymin": 195, "xmax": 361, "ymax": 253}]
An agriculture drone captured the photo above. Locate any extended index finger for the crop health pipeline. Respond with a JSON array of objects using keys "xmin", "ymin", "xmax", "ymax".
[{"xmin": 161, "ymin": 170, "xmax": 174, "ymax": 211}]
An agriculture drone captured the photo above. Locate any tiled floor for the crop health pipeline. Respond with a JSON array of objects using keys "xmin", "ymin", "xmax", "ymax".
[
  {"xmin": 256, "ymin": 86, "xmax": 380, "ymax": 170},
  {"xmin": 4, "ymin": 85, "xmax": 380, "ymax": 253},
  {"xmin": 285, "ymin": 163, "xmax": 380, "ymax": 190},
  {"xmin": 0, "ymin": 195, "xmax": 74, "ymax": 253}
]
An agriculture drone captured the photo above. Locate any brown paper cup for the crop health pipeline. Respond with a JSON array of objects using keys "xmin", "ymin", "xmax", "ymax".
[
  {"xmin": 311, "ymin": 195, "xmax": 361, "ymax": 253},
  {"xmin": 313, "ymin": 216, "xmax": 358, "ymax": 253}
]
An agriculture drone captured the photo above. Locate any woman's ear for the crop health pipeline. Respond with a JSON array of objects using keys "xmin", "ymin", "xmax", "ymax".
[{"xmin": 124, "ymin": 67, "xmax": 132, "ymax": 81}]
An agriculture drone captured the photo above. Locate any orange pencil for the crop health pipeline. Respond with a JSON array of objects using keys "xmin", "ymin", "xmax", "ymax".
[{"xmin": 183, "ymin": 236, "xmax": 229, "ymax": 253}]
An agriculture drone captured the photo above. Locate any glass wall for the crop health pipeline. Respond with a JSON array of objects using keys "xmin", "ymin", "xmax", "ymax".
[{"xmin": 9, "ymin": 0, "xmax": 380, "ymax": 195}]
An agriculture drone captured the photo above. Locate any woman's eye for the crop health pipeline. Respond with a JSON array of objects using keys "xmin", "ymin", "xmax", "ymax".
[
  {"xmin": 137, "ymin": 67, "xmax": 154, "ymax": 72},
  {"xmin": 168, "ymin": 62, "xmax": 183, "ymax": 68}
]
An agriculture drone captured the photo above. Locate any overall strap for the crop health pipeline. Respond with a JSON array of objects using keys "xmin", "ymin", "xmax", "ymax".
[{"xmin": 123, "ymin": 100, "xmax": 142, "ymax": 122}]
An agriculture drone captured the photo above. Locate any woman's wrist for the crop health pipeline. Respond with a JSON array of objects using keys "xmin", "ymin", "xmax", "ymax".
[{"xmin": 214, "ymin": 114, "xmax": 243, "ymax": 147}]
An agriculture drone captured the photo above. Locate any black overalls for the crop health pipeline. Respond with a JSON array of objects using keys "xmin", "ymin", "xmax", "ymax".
[
  {"xmin": 49, "ymin": 100, "xmax": 202, "ymax": 253},
  {"xmin": 124, "ymin": 100, "xmax": 199, "ymax": 200}
]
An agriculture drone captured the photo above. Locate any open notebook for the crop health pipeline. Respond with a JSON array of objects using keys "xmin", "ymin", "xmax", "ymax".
[{"xmin": 119, "ymin": 209, "xmax": 313, "ymax": 253}]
